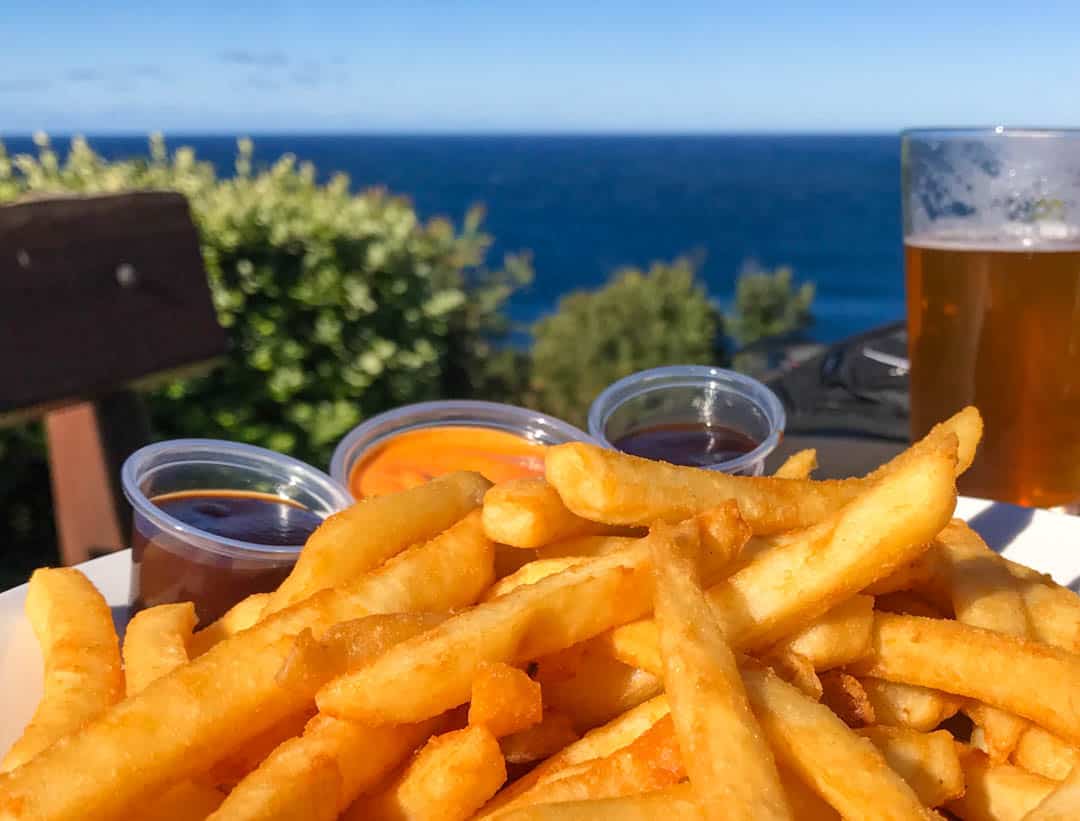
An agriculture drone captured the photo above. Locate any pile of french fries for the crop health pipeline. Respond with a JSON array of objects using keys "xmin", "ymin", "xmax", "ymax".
[{"xmin": 3, "ymin": 406, "xmax": 1080, "ymax": 821}]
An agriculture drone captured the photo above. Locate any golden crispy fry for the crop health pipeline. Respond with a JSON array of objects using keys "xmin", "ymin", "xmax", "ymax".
[
  {"xmin": 317, "ymin": 535, "xmax": 657, "ymax": 725},
  {"xmin": 211, "ymin": 715, "xmax": 440, "ymax": 821},
  {"xmin": 204, "ymin": 708, "xmax": 316, "ymax": 790},
  {"xmin": 535, "ymin": 536, "xmax": 640, "ymax": 561},
  {"xmin": 1012, "ymin": 725, "xmax": 1080, "ymax": 783},
  {"xmin": 483, "ymin": 695, "xmax": 670, "ymax": 816},
  {"xmin": 651, "ymin": 520, "xmax": 791, "ymax": 821},
  {"xmin": 776, "ymin": 768, "xmax": 840, "ymax": 821},
  {"xmin": 947, "ymin": 752, "xmax": 1058, "ymax": 821},
  {"xmin": 768, "ymin": 594, "xmax": 875, "ymax": 672},
  {"xmin": 469, "ymin": 662, "xmax": 543, "ymax": 738},
  {"xmin": 189, "ymin": 593, "xmax": 272, "ymax": 658},
  {"xmin": 264, "ymin": 471, "xmax": 490, "ymax": 615},
  {"xmin": 495, "ymin": 544, "xmax": 538, "ymax": 580},
  {"xmin": 482, "ymin": 478, "xmax": 624, "ymax": 548},
  {"xmin": 605, "ymin": 446, "xmax": 957, "ymax": 673},
  {"xmin": 858, "ymin": 677, "xmax": 959, "ymax": 731},
  {"xmin": 858, "ymin": 726, "xmax": 965, "ymax": 807},
  {"xmin": 492, "ymin": 784, "xmax": 704, "ymax": 821},
  {"xmin": 345, "ymin": 725, "xmax": 506, "ymax": 821},
  {"xmin": 874, "ymin": 591, "xmax": 947, "ymax": 618},
  {"xmin": 1023, "ymin": 762, "xmax": 1080, "ymax": 821},
  {"xmin": 489, "ymin": 715, "xmax": 685, "ymax": 816},
  {"xmin": 818, "ymin": 671, "xmax": 875, "ymax": 727},
  {"xmin": 0, "ymin": 515, "xmax": 493, "ymax": 821},
  {"xmin": 693, "ymin": 501, "xmax": 753, "ymax": 583},
  {"xmin": 1005, "ymin": 570, "xmax": 1080, "ymax": 655},
  {"xmin": 773, "ymin": 449, "xmax": 818, "ymax": 480},
  {"xmin": 144, "ymin": 782, "xmax": 226, "ymax": 821},
  {"xmin": 536, "ymin": 645, "xmax": 661, "ymax": 733},
  {"xmin": 852, "ymin": 613, "xmax": 1080, "ymax": 747},
  {"xmin": 500, "ymin": 712, "xmax": 580, "ymax": 766},
  {"xmin": 1, "ymin": 568, "xmax": 123, "ymax": 773},
  {"xmin": 544, "ymin": 407, "xmax": 975, "ymax": 532},
  {"xmin": 742, "ymin": 667, "xmax": 937, "ymax": 821},
  {"xmin": 938, "ymin": 521, "xmax": 1032, "ymax": 761},
  {"xmin": 122, "ymin": 602, "xmax": 197, "ymax": 696},
  {"xmin": 483, "ymin": 559, "xmax": 586, "ymax": 601}
]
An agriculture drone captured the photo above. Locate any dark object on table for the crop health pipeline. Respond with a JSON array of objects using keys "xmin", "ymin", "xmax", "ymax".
[
  {"xmin": 762, "ymin": 322, "xmax": 910, "ymax": 478},
  {"xmin": 0, "ymin": 192, "xmax": 226, "ymax": 564}
]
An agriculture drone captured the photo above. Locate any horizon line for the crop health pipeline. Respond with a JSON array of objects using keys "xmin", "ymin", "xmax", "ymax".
[{"xmin": 0, "ymin": 129, "xmax": 904, "ymax": 139}]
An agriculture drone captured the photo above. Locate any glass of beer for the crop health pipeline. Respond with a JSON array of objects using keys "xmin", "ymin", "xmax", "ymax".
[{"xmin": 903, "ymin": 128, "xmax": 1080, "ymax": 510}]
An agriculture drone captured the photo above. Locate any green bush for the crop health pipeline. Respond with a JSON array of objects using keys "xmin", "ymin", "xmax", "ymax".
[
  {"xmin": 526, "ymin": 259, "xmax": 725, "ymax": 427},
  {"xmin": 0, "ymin": 135, "xmax": 531, "ymax": 585},
  {"xmin": 728, "ymin": 263, "xmax": 815, "ymax": 346}
]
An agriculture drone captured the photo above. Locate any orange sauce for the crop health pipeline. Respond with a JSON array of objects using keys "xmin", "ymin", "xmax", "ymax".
[{"xmin": 350, "ymin": 426, "xmax": 547, "ymax": 498}]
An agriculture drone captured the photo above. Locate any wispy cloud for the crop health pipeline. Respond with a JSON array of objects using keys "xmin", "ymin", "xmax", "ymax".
[
  {"xmin": 220, "ymin": 49, "xmax": 289, "ymax": 68},
  {"xmin": 0, "ymin": 78, "xmax": 52, "ymax": 93},
  {"xmin": 67, "ymin": 68, "xmax": 103, "ymax": 84},
  {"xmin": 248, "ymin": 75, "xmax": 282, "ymax": 92}
]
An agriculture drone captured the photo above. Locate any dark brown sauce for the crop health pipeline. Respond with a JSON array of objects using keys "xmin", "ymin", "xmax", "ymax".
[
  {"xmin": 130, "ymin": 490, "xmax": 323, "ymax": 624},
  {"xmin": 611, "ymin": 422, "xmax": 759, "ymax": 468}
]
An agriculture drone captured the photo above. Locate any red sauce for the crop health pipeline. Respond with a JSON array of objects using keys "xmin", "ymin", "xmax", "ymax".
[
  {"xmin": 130, "ymin": 490, "xmax": 323, "ymax": 623},
  {"xmin": 611, "ymin": 422, "xmax": 759, "ymax": 468}
]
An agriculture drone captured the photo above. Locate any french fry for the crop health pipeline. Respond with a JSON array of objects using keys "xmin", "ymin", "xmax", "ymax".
[
  {"xmin": 536, "ymin": 536, "xmax": 640, "ymax": 561},
  {"xmin": 495, "ymin": 544, "xmax": 539, "ymax": 580},
  {"xmin": 764, "ymin": 650, "xmax": 824, "ymax": 700},
  {"xmin": 858, "ymin": 677, "xmax": 959, "ymax": 732},
  {"xmin": 851, "ymin": 613, "xmax": 1080, "ymax": 747},
  {"xmin": 650, "ymin": 520, "xmax": 791, "ymax": 820},
  {"xmin": 481, "ymin": 695, "xmax": 670, "ymax": 816},
  {"xmin": 858, "ymin": 726, "xmax": 965, "ymax": 807},
  {"xmin": 122, "ymin": 602, "xmax": 197, "ymax": 696},
  {"xmin": 819, "ymin": 671, "xmax": 876, "ymax": 727},
  {"xmin": 875, "ymin": 591, "xmax": 947, "ymax": 618},
  {"xmin": 544, "ymin": 407, "xmax": 975, "ymax": 532},
  {"xmin": 492, "ymin": 784, "xmax": 704, "ymax": 821},
  {"xmin": 484, "ymin": 559, "xmax": 586, "ymax": 601},
  {"xmin": 605, "ymin": 446, "xmax": 957, "ymax": 673},
  {"xmin": 773, "ymin": 449, "xmax": 818, "ymax": 480},
  {"xmin": 741, "ymin": 666, "xmax": 937, "ymax": 821},
  {"xmin": 488, "ymin": 715, "xmax": 685, "ymax": 816},
  {"xmin": 536, "ymin": 645, "xmax": 661, "ymax": 733},
  {"xmin": 767, "ymin": 594, "xmax": 875, "ymax": 671},
  {"xmin": 204, "ymin": 708, "xmax": 316, "ymax": 789},
  {"xmin": 0, "ymin": 514, "xmax": 493, "ymax": 821},
  {"xmin": 1007, "ymin": 572, "xmax": 1080, "ymax": 655},
  {"xmin": 145, "ymin": 782, "xmax": 227, "ymax": 821},
  {"xmin": 189, "ymin": 593, "xmax": 272, "ymax": 658},
  {"xmin": 469, "ymin": 662, "xmax": 543, "ymax": 738},
  {"xmin": 1012, "ymin": 725, "xmax": 1079, "ymax": 783},
  {"xmin": 937, "ymin": 521, "xmax": 1033, "ymax": 760},
  {"xmin": 1022, "ymin": 762, "xmax": 1080, "ymax": 821},
  {"xmin": 482, "ymin": 478, "xmax": 623, "ymax": 548},
  {"xmin": 500, "ymin": 712, "xmax": 580, "ymax": 766},
  {"xmin": 344, "ymin": 725, "xmax": 506, "ymax": 821},
  {"xmin": 317, "ymin": 536, "xmax": 658, "ymax": 725},
  {"xmin": 263, "ymin": 470, "xmax": 490, "ymax": 615},
  {"xmin": 947, "ymin": 752, "xmax": 1058, "ymax": 821},
  {"xmin": 777, "ymin": 768, "xmax": 840, "ymax": 821},
  {"xmin": 1, "ymin": 568, "xmax": 123, "ymax": 773},
  {"xmin": 211, "ymin": 715, "xmax": 440, "ymax": 821}
]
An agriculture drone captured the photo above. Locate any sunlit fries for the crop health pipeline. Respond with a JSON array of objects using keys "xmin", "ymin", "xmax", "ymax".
[
  {"xmin": 650, "ymin": 520, "xmax": 790, "ymax": 820},
  {"xmin": 123, "ymin": 602, "xmax": 197, "ymax": 696},
  {"xmin": 11, "ymin": 401, "xmax": 1080, "ymax": 821},
  {"xmin": 345, "ymin": 725, "xmax": 506, "ymax": 821},
  {"xmin": 1, "ymin": 568, "xmax": 123, "ymax": 773},
  {"xmin": 773, "ymin": 448, "xmax": 818, "ymax": 479},
  {"xmin": 851, "ymin": 612, "xmax": 1080, "ymax": 746},
  {"xmin": 482, "ymin": 478, "xmax": 624, "ymax": 549},
  {"xmin": 604, "ymin": 445, "xmax": 957, "ymax": 673},
  {"xmin": 263, "ymin": 470, "xmax": 490, "ymax": 615},
  {"xmin": 545, "ymin": 407, "xmax": 977, "ymax": 532},
  {"xmin": 0, "ymin": 513, "xmax": 492, "ymax": 820}
]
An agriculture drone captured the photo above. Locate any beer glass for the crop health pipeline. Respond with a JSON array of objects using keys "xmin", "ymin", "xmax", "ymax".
[{"xmin": 903, "ymin": 129, "xmax": 1080, "ymax": 510}]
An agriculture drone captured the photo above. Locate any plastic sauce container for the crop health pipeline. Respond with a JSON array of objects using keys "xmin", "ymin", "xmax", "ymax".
[
  {"xmin": 330, "ymin": 400, "xmax": 590, "ymax": 499},
  {"xmin": 587, "ymin": 366, "xmax": 786, "ymax": 476},
  {"xmin": 122, "ymin": 439, "xmax": 352, "ymax": 623}
]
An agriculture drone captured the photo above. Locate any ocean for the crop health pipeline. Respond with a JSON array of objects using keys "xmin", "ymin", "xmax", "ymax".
[{"xmin": 0, "ymin": 134, "xmax": 905, "ymax": 342}]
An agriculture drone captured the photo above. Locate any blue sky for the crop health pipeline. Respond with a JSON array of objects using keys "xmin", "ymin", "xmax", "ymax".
[{"xmin": 3, "ymin": 1, "xmax": 1079, "ymax": 134}]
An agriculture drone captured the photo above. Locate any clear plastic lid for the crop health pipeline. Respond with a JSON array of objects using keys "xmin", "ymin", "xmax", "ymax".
[
  {"xmin": 329, "ymin": 400, "xmax": 592, "ymax": 495},
  {"xmin": 587, "ymin": 365, "xmax": 786, "ymax": 476}
]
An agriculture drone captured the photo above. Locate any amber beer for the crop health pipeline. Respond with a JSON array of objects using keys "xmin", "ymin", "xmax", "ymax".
[{"xmin": 905, "ymin": 239, "xmax": 1080, "ymax": 508}]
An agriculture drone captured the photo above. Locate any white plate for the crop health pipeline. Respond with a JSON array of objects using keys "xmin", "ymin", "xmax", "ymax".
[{"xmin": 1, "ymin": 499, "xmax": 1078, "ymax": 758}]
